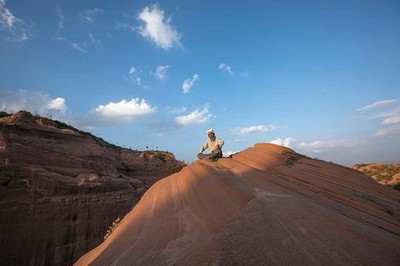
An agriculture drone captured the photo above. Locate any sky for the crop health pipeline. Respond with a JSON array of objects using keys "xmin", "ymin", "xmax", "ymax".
[{"xmin": 1, "ymin": 0, "xmax": 399, "ymax": 166}]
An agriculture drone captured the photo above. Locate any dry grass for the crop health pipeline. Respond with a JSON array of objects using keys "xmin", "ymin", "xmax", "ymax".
[{"xmin": 354, "ymin": 163, "xmax": 400, "ymax": 190}]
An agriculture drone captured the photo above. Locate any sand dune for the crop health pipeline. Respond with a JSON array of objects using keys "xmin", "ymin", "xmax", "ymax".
[{"xmin": 75, "ymin": 143, "xmax": 400, "ymax": 265}]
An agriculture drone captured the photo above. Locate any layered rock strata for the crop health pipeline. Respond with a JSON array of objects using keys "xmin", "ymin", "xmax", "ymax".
[
  {"xmin": 0, "ymin": 111, "xmax": 185, "ymax": 265},
  {"xmin": 77, "ymin": 143, "xmax": 400, "ymax": 265}
]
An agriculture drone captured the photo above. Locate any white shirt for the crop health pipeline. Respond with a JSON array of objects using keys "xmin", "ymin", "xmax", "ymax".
[{"xmin": 200, "ymin": 137, "xmax": 224, "ymax": 153}]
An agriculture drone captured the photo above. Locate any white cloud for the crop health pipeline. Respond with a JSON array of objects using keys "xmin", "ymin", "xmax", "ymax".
[
  {"xmin": 219, "ymin": 63, "xmax": 234, "ymax": 76},
  {"xmin": 0, "ymin": 90, "xmax": 67, "ymax": 117},
  {"xmin": 231, "ymin": 125, "xmax": 280, "ymax": 135},
  {"xmin": 358, "ymin": 99, "xmax": 397, "ymax": 111},
  {"xmin": 52, "ymin": 6, "xmax": 66, "ymax": 42},
  {"xmin": 128, "ymin": 66, "xmax": 142, "ymax": 85},
  {"xmin": 81, "ymin": 8, "xmax": 103, "ymax": 24},
  {"xmin": 297, "ymin": 139, "xmax": 358, "ymax": 153},
  {"xmin": 72, "ymin": 43, "xmax": 87, "ymax": 53},
  {"xmin": 153, "ymin": 65, "xmax": 169, "ymax": 80},
  {"xmin": 182, "ymin": 74, "xmax": 199, "ymax": 94},
  {"xmin": 94, "ymin": 98, "xmax": 156, "ymax": 120},
  {"xmin": 56, "ymin": 6, "xmax": 64, "ymax": 29},
  {"xmin": 0, "ymin": 0, "xmax": 30, "ymax": 42},
  {"xmin": 372, "ymin": 108, "xmax": 400, "ymax": 126},
  {"xmin": 175, "ymin": 107, "xmax": 212, "ymax": 126},
  {"xmin": 376, "ymin": 126, "xmax": 400, "ymax": 137},
  {"xmin": 270, "ymin": 137, "xmax": 296, "ymax": 148},
  {"xmin": 48, "ymin": 97, "xmax": 67, "ymax": 114},
  {"xmin": 371, "ymin": 108, "xmax": 400, "ymax": 136},
  {"xmin": 0, "ymin": 0, "xmax": 17, "ymax": 27},
  {"xmin": 129, "ymin": 66, "xmax": 138, "ymax": 74},
  {"xmin": 268, "ymin": 135, "xmax": 399, "ymax": 166},
  {"xmin": 166, "ymin": 106, "xmax": 187, "ymax": 114},
  {"xmin": 224, "ymin": 151, "xmax": 237, "ymax": 157},
  {"xmin": 137, "ymin": 4, "xmax": 182, "ymax": 50},
  {"xmin": 269, "ymin": 137, "xmax": 363, "ymax": 154},
  {"xmin": 375, "ymin": 124, "xmax": 400, "ymax": 137},
  {"xmin": 360, "ymin": 99, "xmax": 400, "ymax": 137}
]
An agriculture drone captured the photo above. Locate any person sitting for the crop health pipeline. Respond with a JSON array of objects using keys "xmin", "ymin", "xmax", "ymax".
[{"xmin": 197, "ymin": 129, "xmax": 224, "ymax": 161}]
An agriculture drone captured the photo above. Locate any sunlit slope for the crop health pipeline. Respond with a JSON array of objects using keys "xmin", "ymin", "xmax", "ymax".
[{"xmin": 76, "ymin": 143, "xmax": 400, "ymax": 266}]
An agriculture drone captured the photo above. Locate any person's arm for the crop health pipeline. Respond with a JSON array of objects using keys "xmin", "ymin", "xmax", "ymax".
[{"xmin": 199, "ymin": 141, "xmax": 208, "ymax": 153}]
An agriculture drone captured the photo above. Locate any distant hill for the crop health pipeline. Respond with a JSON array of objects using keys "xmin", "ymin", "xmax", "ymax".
[
  {"xmin": 0, "ymin": 111, "xmax": 185, "ymax": 266},
  {"xmin": 354, "ymin": 163, "xmax": 400, "ymax": 190},
  {"xmin": 76, "ymin": 143, "xmax": 400, "ymax": 266}
]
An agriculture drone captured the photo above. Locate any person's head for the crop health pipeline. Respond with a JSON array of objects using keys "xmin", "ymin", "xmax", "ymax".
[{"xmin": 206, "ymin": 129, "xmax": 215, "ymax": 139}]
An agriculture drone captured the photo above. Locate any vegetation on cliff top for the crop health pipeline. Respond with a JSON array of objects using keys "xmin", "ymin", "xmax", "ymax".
[
  {"xmin": 0, "ymin": 110, "xmax": 177, "ymax": 162},
  {"xmin": 354, "ymin": 163, "xmax": 400, "ymax": 190}
]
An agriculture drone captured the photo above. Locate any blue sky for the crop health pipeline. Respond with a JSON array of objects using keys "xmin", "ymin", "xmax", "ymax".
[{"xmin": 1, "ymin": 0, "xmax": 399, "ymax": 165}]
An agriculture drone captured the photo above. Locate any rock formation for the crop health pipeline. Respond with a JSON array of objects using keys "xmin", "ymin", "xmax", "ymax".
[
  {"xmin": 76, "ymin": 143, "xmax": 400, "ymax": 265},
  {"xmin": 0, "ymin": 111, "xmax": 185, "ymax": 266}
]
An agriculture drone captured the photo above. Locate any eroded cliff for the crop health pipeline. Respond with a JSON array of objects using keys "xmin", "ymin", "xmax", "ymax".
[{"xmin": 0, "ymin": 111, "xmax": 185, "ymax": 265}]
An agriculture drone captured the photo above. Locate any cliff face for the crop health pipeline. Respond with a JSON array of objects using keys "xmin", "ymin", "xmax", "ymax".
[
  {"xmin": 76, "ymin": 143, "xmax": 400, "ymax": 266},
  {"xmin": 0, "ymin": 111, "xmax": 185, "ymax": 266}
]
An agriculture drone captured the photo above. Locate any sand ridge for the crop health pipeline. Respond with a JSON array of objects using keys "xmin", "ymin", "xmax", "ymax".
[{"xmin": 75, "ymin": 143, "xmax": 400, "ymax": 265}]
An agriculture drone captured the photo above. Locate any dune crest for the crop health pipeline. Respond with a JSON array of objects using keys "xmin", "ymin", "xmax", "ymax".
[{"xmin": 76, "ymin": 143, "xmax": 400, "ymax": 265}]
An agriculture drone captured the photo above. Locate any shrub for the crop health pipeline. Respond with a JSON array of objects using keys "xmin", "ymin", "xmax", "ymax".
[
  {"xmin": 0, "ymin": 111, "xmax": 10, "ymax": 118},
  {"xmin": 104, "ymin": 217, "xmax": 121, "ymax": 240}
]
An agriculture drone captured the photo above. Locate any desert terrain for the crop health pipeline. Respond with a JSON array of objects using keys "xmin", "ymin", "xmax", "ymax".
[
  {"xmin": 76, "ymin": 143, "xmax": 400, "ymax": 265},
  {"xmin": 354, "ymin": 163, "xmax": 400, "ymax": 190},
  {"xmin": 0, "ymin": 111, "xmax": 184, "ymax": 265}
]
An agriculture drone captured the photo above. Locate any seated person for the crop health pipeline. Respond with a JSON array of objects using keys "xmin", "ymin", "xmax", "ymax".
[{"xmin": 197, "ymin": 129, "xmax": 224, "ymax": 161}]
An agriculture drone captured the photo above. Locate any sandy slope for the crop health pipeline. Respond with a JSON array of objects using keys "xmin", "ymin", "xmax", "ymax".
[{"xmin": 75, "ymin": 143, "xmax": 400, "ymax": 265}]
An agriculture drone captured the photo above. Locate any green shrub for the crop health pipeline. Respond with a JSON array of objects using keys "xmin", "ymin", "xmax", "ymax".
[{"xmin": 0, "ymin": 111, "xmax": 10, "ymax": 118}]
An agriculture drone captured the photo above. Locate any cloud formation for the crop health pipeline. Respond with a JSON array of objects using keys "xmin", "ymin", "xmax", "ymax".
[
  {"xmin": 128, "ymin": 66, "xmax": 142, "ymax": 85},
  {"xmin": 81, "ymin": 8, "xmax": 103, "ymax": 24},
  {"xmin": 358, "ymin": 98, "xmax": 400, "ymax": 137},
  {"xmin": 219, "ymin": 63, "xmax": 234, "ymax": 76},
  {"xmin": 137, "ymin": 4, "xmax": 182, "ymax": 50},
  {"xmin": 297, "ymin": 139, "xmax": 358, "ymax": 153},
  {"xmin": 357, "ymin": 99, "xmax": 397, "ymax": 111},
  {"xmin": 94, "ymin": 98, "xmax": 157, "ymax": 121},
  {"xmin": 48, "ymin": 97, "xmax": 67, "ymax": 114},
  {"xmin": 175, "ymin": 107, "xmax": 212, "ymax": 126},
  {"xmin": 0, "ymin": 0, "xmax": 30, "ymax": 41},
  {"xmin": 153, "ymin": 65, "xmax": 169, "ymax": 80},
  {"xmin": 182, "ymin": 74, "xmax": 199, "ymax": 94},
  {"xmin": 269, "ymin": 137, "xmax": 361, "ymax": 154},
  {"xmin": 372, "ymin": 108, "xmax": 400, "ymax": 126},
  {"xmin": 270, "ymin": 137, "xmax": 296, "ymax": 148},
  {"xmin": 166, "ymin": 106, "xmax": 187, "ymax": 114},
  {"xmin": 56, "ymin": 6, "xmax": 64, "ymax": 30},
  {"xmin": 0, "ymin": 90, "xmax": 67, "ymax": 116},
  {"xmin": 373, "ymin": 108, "xmax": 400, "ymax": 136},
  {"xmin": 72, "ymin": 43, "xmax": 87, "ymax": 53},
  {"xmin": 230, "ymin": 125, "xmax": 280, "ymax": 135}
]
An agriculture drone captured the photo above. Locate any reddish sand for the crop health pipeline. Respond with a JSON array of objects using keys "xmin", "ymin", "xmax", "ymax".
[{"xmin": 75, "ymin": 143, "xmax": 400, "ymax": 265}]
